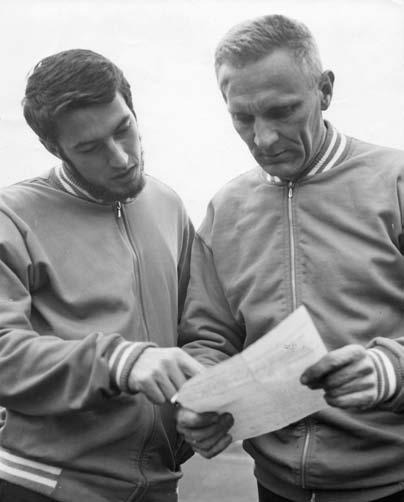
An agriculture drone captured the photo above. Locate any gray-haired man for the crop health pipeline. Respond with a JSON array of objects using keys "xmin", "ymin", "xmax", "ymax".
[{"xmin": 177, "ymin": 14, "xmax": 404, "ymax": 502}]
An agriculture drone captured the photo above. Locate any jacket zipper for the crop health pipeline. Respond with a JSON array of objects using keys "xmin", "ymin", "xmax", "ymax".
[
  {"xmin": 114, "ymin": 200, "xmax": 122, "ymax": 219},
  {"xmin": 287, "ymin": 182, "xmax": 297, "ymax": 310},
  {"xmin": 112, "ymin": 200, "xmax": 154, "ymax": 495},
  {"xmin": 287, "ymin": 183, "xmax": 313, "ymax": 492},
  {"xmin": 301, "ymin": 417, "xmax": 312, "ymax": 489},
  {"xmin": 113, "ymin": 201, "xmax": 150, "ymax": 341}
]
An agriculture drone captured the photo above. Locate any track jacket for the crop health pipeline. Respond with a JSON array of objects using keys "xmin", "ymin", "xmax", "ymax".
[
  {"xmin": 0, "ymin": 169, "xmax": 193, "ymax": 502},
  {"xmin": 180, "ymin": 123, "xmax": 404, "ymax": 502}
]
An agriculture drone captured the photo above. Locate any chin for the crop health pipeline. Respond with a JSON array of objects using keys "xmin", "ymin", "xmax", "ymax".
[
  {"xmin": 117, "ymin": 173, "xmax": 146, "ymax": 201},
  {"xmin": 262, "ymin": 162, "xmax": 303, "ymax": 182},
  {"xmin": 102, "ymin": 173, "xmax": 146, "ymax": 203},
  {"xmin": 261, "ymin": 164, "xmax": 287, "ymax": 178},
  {"xmin": 129, "ymin": 174, "xmax": 146, "ymax": 198}
]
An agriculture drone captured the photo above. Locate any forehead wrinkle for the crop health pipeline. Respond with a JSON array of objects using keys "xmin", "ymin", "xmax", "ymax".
[{"xmin": 228, "ymin": 93, "xmax": 301, "ymax": 115}]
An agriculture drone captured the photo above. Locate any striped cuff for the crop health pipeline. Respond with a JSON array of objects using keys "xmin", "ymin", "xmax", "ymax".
[
  {"xmin": 368, "ymin": 348, "xmax": 398, "ymax": 402},
  {"xmin": 108, "ymin": 341, "xmax": 157, "ymax": 393},
  {"xmin": 0, "ymin": 447, "xmax": 61, "ymax": 496}
]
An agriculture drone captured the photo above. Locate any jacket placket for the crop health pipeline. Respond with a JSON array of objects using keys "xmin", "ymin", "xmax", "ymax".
[{"xmin": 287, "ymin": 182, "xmax": 316, "ymax": 502}]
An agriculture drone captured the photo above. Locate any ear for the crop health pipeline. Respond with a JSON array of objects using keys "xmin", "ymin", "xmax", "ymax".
[{"xmin": 318, "ymin": 70, "xmax": 335, "ymax": 111}]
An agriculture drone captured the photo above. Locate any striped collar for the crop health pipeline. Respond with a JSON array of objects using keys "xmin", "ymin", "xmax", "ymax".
[
  {"xmin": 50, "ymin": 164, "xmax": 135, "ymax": 204},
  {"xmin": 265, "ymin": 121, "xmax": 347, "ymax": 185}
]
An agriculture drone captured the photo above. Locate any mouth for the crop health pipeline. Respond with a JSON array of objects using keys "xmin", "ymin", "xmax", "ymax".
[
  {"xmin": 112, "ymin": 165, "xmax": 138, "ymax": 181},
  {"xmin": 258, "ymin": 150, "xmax": 286, "ymax": 159},
  {"xmin": 256, "ymin": 150, "xmax": 288, "ymax": 165}
]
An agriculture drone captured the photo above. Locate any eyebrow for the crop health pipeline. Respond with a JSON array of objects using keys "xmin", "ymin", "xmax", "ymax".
[
  {"xmin": 73, "ymin": 115, "xmax": 131, "ymax": 150},
  {"xmin": 229, "ymin": 98, "xmax": 301, "ymax": 114}
]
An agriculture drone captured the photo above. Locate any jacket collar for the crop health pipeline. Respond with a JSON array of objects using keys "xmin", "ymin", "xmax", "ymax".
[{"xmin": 50, "ymin": 164, "xmax": 135, "ymax": 204}]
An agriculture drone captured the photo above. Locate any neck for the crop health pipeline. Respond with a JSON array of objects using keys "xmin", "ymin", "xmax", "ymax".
[
  {"xmin": 265, "ymin": 121, "xmax": 347, "ymax": 185},
  {"xmin": 63, "ymin": 163, "xmax": 110, "ymax": 202},
  {"xmin": 297, "ymin": 123, "xmax": 327, "ymax": 180}
]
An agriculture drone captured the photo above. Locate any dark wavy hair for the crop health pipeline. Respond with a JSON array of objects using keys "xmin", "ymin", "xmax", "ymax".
[{"xmin": 23, "ymin": 49, "xmax": 135, "ymax": 155}]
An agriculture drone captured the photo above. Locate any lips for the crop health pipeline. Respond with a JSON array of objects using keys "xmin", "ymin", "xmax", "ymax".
[
  {"xmin": 256, "ymin": 153, "xmax": 288, "ymax": 166},
  {"xmin": 113, "ymin": 165, "xmax": 137, "ymax": 180},
  {"xmin": 257, "ymin": 151, "xmax": 286, "ymax": 160}
]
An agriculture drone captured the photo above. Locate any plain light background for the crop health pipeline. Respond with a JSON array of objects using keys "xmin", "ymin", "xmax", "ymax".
[{"xmin": 1, "ymin": 0, "xmax": 404, "ymax": 227}]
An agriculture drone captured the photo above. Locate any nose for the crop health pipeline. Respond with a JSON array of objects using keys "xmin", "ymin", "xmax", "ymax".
[
  {"xmin": 253, "ymin": 117, "xmax": 279, "ymax": 149},
  {"xmin": 107, "ymin": 139, "xmax": 129, "ymax": 167}
]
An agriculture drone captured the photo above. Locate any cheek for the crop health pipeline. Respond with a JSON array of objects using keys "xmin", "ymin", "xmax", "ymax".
[
  {"xmin": 124, "ymin": 130, "xmax": 141, "ymax": 156},
  {"xmin": 71, "ymin": 155, "xmax": 104, "ymax": 179},
  {"xmin": 233, "ymin": 123, "xmax": 254, "ymax": 145},
  {"xmin": 281, "ymin": 119, "xmax": 312, "ymax": 146}
]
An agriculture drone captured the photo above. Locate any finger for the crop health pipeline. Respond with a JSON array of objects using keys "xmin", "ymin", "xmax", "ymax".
[
  {"xmin": 166, "ymin": 364, "xmax": 188, "ymax": 396},
  {"xmin": 153, "ymin": 355, "xmax": 195, "ymax": 401},
  {"xmin": 178, "ymin": 352, "xmax": 205, "ymax": 378},
  {"xmin": 325, "ymin": 379, "xmax": 375, "ymax": 399},
  {"xmin": 180, "ymin": 423, "xmax": 223, "ymax": 443},
  {"xmin": 155, "ymin": 376, "xmax": 179, "ymax": 403},
  {"xmin": 301, "ymin": 345, "xmax": 367, "ymax": 386},
  {"xmin": 322, "ymin": 360, "xmax": 375, "ymax": 391},
  {"xmin": 176, "ymin": 408, "xmax": 221, "ymax": 429},
  {"xmin": 324, "ymin": 369, "xmax": 376, "ymax": 397},
  {"xmin": 191, "ymin": 425, "xmax": 233, "ymax": 451},
  {"xmin": 325, "ymin": 372, "xmax": 377, "ymax": 399},
  {"xmin": 139, "ymin": 381, "xmax": 167, "ymax": 405},
  {"xmin": 325, "ymin": 390, "xmax": 377, "ymax": 409},
  {"xmin": 194, "ymin": 434, "xmax": 233, "ymax": 459},
  {"xmin": 180, "ymin": 414, "xmax": 234, "ymax": 444}
]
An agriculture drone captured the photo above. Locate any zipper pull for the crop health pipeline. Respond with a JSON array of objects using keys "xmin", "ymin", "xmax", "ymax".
[
  {"xmin": 114, "ymin": 201, "xmax": 122, "ymax": 218},
  {"xmin": 288, "ymin": 181, "xmax": 294, "ymax": 199}
]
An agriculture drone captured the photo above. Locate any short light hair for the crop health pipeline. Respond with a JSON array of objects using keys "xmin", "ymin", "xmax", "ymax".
[
  {"xmin": 23, "ymin": 49, "xmax": 135, "ymax": 154},
  {"xmin": 215, "ymin": 14, "xmax": 323, "ymax": 86}
]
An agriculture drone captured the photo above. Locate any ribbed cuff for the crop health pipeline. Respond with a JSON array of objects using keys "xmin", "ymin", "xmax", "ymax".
[
  {"xmin": 108, "ymin": 341, "xmax": 157, "ymax": 393},
  {"xmin": 368, "ymin": 348, "xmax": 398, "ymax": 402}
]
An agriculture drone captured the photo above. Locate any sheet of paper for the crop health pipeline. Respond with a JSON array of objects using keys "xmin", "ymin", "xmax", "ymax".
[{"xmin": 176, "ymin": 306, "xmax": 328, "ymax": 441}]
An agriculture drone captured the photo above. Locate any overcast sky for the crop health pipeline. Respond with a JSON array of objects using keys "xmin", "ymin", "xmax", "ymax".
[{"xmin": 1, "ymin": 0, "xmax": 404, "ymax": 225}]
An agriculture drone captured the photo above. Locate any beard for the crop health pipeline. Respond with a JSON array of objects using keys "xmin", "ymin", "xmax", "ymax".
[{"xmin": 62, "ymin": 147, "xmax": 146, "ymax": 203}]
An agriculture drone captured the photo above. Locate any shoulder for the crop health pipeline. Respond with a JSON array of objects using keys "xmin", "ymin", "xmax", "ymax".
[
  {"xmin": 346, "ymin": 137, "xmax": 404, "ymax": 168},
  {"xmin": 210, "ymin": 168, "xmax": 259, "ymax": 209},
  {"xmin": 141, "ymin": 174, "xmax": 189, "ymax": 219},
  {"xmin": 0, "ymin": 170, "xmax": 66, "ymax": 233},
  {"xmin": 198, "ymin": 168, "xmax": 261, "ymax": 243},
  {"xmin": 0, "ymin": 170, "xmax": 54, "ymax": 207},
  {"xmin": 143, "ymin": 175, "xmax": 185, "ymax": 204},
  {"xmin": 132, "ymin": 175, "xmax": 192, "ymax": 236}
]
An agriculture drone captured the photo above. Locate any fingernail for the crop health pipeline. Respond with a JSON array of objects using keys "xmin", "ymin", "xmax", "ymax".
[
  {"xmin": 300, "ymin": 375, "xmax": 308, "ymax": 384},
  {"xmin": 225, "ymin": 414, "xmax": 234, "ymax": 425}
]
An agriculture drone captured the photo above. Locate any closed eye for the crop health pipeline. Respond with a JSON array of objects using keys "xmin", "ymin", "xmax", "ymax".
[
  {"xmin": 231, "ymin": 112, "xmax": 254, "ymax": 125},
  {"xmin": 77, "ymin": 143, "xmax": 100, "ymax": 154},
  {"xmin": 265, "ymin": 104, "xmax": 299, "ymax": 120},
  {"xmin": 114, "ymin": 123, "xmax": 131, "ymax": 138}
]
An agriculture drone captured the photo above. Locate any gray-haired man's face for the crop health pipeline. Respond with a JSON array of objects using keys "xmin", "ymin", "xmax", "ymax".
[{"xmin": 218, "ymin": 48, "xmax": 333, "ymax": 181}]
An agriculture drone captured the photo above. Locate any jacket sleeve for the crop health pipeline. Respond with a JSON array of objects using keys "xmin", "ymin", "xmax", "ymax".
[
  {"xmin": 179, "ymin": 206, "xmax": 245, "ymax": 366},
  {"xmin": 177, "ymin": 213, "xmax": 195, "ymax": 324},
  {"xmin": 0, "ymin": 211, "xmax": 132, "ymax": 416},
  {"xmin": 362, "ymin": 170, "xmax": 404, "ymax": 412}
]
